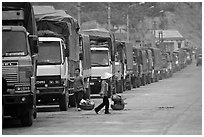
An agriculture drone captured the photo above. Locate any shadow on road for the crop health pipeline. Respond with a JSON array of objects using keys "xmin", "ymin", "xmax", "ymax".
[
  {"xmin": 37, "ymin": 105, "xmax": 60, "ymax": 113},
  {"xmin": 3, "ymin": 117, "xmax": 23, "ymax": 128}
]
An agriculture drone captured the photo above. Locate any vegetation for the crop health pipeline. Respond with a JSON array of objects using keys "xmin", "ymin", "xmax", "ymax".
[{"xmin": 32, "ymin": 2, "xmax": 202, "ymax": 48}]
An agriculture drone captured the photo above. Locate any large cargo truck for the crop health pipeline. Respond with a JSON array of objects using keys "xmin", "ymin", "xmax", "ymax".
[
  {"xmin": 34, "ymin": 7, "xmax": 91, "ymax": 109},
  {"xmin": 80, "ymin": 28, "xmax": 116, "ymax": 97},
  {"xmin": 2, "ymin": 2, "xmax": 39, "ymax": 126},
  {"xmin": 142, "ymin": 48, "xmax": 154, "ymax": 84},
  {"xmin": 148, "ymin": 47, "xmax": 162, "ymax": 82},
  {"xmin": 132, "ymin": 46, "xmax": 142, "ymax": 88},
  {"xmin": 115, "ymin": 41, "xmax": 133, "ymax": 91}
]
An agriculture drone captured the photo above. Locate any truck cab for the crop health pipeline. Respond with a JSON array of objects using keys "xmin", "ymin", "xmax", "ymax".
[
  {"xmin": 148, "ymin": 47, "xmax": 161, "ymax": 82},
  {"xmin": 2, "ymin": 2, "xmax": 38, "ymax": 126},
  {"xmin": 81, "ymin": 28, "xmax": 116, "ymax": 97},
  {"xmin": 36, "ymin": 36, "xmax": 69, "ymax": 111},
  {"xmin": 90, "ymin": 45, "xmax": 112, "ymax": 94}
]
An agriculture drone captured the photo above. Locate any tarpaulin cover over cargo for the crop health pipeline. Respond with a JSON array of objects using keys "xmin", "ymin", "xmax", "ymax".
[
  {"xmin": 33, "ymin": 6, "xmax": 80, "ymax": 61},
  {"xmin": 3, "ymin": 2, "xmax": 37, "ymax": 35},
  {"xmin": 80, "ymin": 28, "xmax": 113, "ymax": 43},
  {"xmin": 80, "ymin": 28, "xmax": 114, "ymax": 55}
]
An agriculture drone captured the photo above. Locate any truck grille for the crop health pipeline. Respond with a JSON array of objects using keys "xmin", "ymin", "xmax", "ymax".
[{"xmin": 2, "ymin": 61, "xmax": 18, "ymax": 83}]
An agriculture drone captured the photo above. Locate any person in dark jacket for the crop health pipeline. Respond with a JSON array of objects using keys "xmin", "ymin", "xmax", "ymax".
[{"xmin": 94, "ymin": 72, "xmax": 112, "ymax": 114}]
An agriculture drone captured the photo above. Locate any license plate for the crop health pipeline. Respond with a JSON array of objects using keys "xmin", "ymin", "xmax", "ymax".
[{"xmin": 90, "ymin": 83, "xmax": 94, "ymax": 85}]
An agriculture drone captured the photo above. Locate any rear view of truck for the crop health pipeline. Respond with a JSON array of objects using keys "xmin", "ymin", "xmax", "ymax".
[{"xmin": 2, "ymin": 2, "xmax": 38, "ymax": 126}]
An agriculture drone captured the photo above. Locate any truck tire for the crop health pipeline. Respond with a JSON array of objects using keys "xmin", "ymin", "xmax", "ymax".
[
  {"xmin": 59, "ymin": 91, "xmax": 69, "ymax": 111},
  {"xmin": 126, "ymin": 84, "xmax": 131, "ymax": 90},
  {"xmin": 155, "ymin": 74, "xmax": 159, "ymax": 82},
  {"xmin": 145, "ymin": 75, "xmax": 149, "ymax": 84},
  {"xmin": 2, "ymin": 105, "xmax": 4, "ymax": 127},
  {"xmin": 118, "ymin": 80, "xmax": 124, "ymax": 93},
  {"xmin": 132, "ymin": 77, "xmax": 137, "ymax": 88},
  {"xmin": 21, "ymin": 109, "xmax": 33, "ymax": 126},
  {"xmin": 136, "ymin": 77, "xmax": 140, "ymax": 88},
  {"xmin": 148, "ymin": 75, "xmax": 152, "ymax": 84},
  {"xmin": 69, "ymin": 94, "xmax": 76, "ymax": 107},
  {"xmin": 141, "ymin": 76, "xmax": 145, "ymax": 86},
  {"xmin": 33, "ymin": 109, "xmax": 37, "ymax": 119}
]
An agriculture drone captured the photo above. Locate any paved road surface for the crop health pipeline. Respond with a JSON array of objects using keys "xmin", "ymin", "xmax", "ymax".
[{"xmin": 2, "ymin": 62, "xmax": 202, "ymax": 135}]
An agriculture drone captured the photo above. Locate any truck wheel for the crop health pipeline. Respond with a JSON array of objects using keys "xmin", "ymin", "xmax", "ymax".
[
  {"xmin": 119, "ymin": 80, "xmax": 124, "ymax": 93},
  {"xmin": 135, "ymin": 77, "xmax": 139, "ymax": 88},
  {"xmin": 148, "ymin": 75, "xmax": 151, "ymax": 84},
  {"xmin": 126, "ymin": 79, "xmax": 131, "ymax": 90},
  {"xmin": 127, "ymin": 84, "xmax": 131, "ymax": 90},
  {"xmin": 155, "ymin": 74, "xmax": 159, "ymax": 82},
  {"xmin": 145, "ymin": 75, "xmax": 149, "ymax": 84},
  {"xmin": 69, "ymin": 94, "xmax": 76, "ymax": 107},
  {"xmin": 59, "ymin": 91, "xmax": 69, "ymax": 111},
  {"xmin": 33, "ymin": 110, "xmax": 37, "ymax": 119},
  {"xmin": 21, "ymin": 109, "xmax": 33, "ymax": 126},
  {"xmin": 141, "ymin": 76, "xmax": 145, "ymax": 86},
  {"xmin": 151, "ymin": 78, "xmax": 154, "ymax": 83},
  {"xmin": 132, "ymin": 78, "xmax": 137, "ymax": 88},
  {"xmin": 2, "ymin": 106, "xmax": 4, "ymax": 127},
  {"xmin": 144, "ymin": 76, "xmax": 147, "ymax": 85}
]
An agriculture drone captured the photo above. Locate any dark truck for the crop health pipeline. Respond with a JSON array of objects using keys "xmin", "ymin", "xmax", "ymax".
[
  {"xmin": 132, "ymin": 47, "xmax": 148, "ymax": 86},
  {"xmin": 160, "ymin": 52, "xmax": 172, "ymax": 79},
  {"xmin": 132, "ymin": 46, "xmax": 142, "ymax": 88},
  {"xmin": 148, "ymin": 47, "xmax": 162, "ymax": 82},
  {"xmin": 181, "ymin": 47, "xmax": 193, "ymax": 65},
  {"xmin": 2, "ymin": 2, "xmax": 38, "ymax": 126},
  {"xmin": 141, "ymin": 48, "xmax": 154, "ymax": 84}
]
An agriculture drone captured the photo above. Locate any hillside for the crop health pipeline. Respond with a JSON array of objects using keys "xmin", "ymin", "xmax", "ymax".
[{"xmin": 32, "ymin": 2, "xmax": 202, "ymax": 48}]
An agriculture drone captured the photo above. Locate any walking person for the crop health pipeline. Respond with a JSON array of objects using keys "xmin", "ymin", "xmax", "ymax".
[
  {"xmin": 73, "ymin": 68, "xmax": 85, "ymax": 111},
  {"xmin": 94, "ymin": 72, "xmax": 112, "ymax": 114}
]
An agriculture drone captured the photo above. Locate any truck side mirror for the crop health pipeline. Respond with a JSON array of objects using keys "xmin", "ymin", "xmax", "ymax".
[
  {"xmin": 111, "ymin": 55, "xmax": 115, "ymax": 61},
  {"xmin": 79, "ymin": 53, "xmax": 83, "ymax": 60},
  {"xmin": 65, "ymin": 49, "xmax": 69, "ymax": 57},
  {"xmin": 28, "ymin": 35, "xmax": 38, "ymax": 54},
  {"xmin": 124, "ymin": 59, "xmax": 127, "ymax": 64}
]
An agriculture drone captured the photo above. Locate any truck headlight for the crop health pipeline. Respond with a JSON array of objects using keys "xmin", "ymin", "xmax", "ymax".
[
  {"xmin": 36, "ymin": 80, "xmax": 45, "ymax": 84},
  {"xmin": 49, "ymin": 80, "xmax": 54, "ymax": 84},
  {"xmin": 176, "ymin": 61, "xmax": 178, "ymax": 64},
  {"xmin": 55, "ymin": 80, "xmax": 60, "ymax": 84},
  {"xmin": 21, "ymin": 97, "xmax": 26, "ymax": 102},
  {"xmin": 15, "ymin": 85, "xmax": 30, "ymax": 91}
]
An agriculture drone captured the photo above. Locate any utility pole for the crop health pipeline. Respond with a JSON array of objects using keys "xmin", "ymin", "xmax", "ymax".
[
  {"xmin": 108, "ymin": 3, "xmax": 111, "ymax": 32},
  {"xmin": 77, "ymin": 2, "xmax": 81, "ymax": 26},
  {"xmin": 126, "ymin": 2, "xmax": 145, "ymax": 43},
  {"xmin": 126, "ymin": 14, "xmax": 129, "ymax": 42},
  {"xmin": 153, "ymin": 20, "xmax": 156, "ymax": 37}
]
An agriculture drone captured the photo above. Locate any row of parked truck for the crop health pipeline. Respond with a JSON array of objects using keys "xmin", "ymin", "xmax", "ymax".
[{"xmin": 2, "ymin": 2, "xmax": 194, "ymax": 126}]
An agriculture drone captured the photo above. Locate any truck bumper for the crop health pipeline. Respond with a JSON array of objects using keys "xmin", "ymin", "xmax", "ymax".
[
  {"xmin": 3, "ymin": 94, "xmax": 33, "ymax": 105},
  {"xmin": 36, "ymin": 86, "xmax": 64, "ymax": 94},
  {"xmin": 90, "ymin": 79, "xmax": 101, "ymax": 94},
  {"xmin": 36, "ymin": 87, "xmax": 65, "ymax": 104},
  {"xmin": 3, "ymin": 94, "xmax": 34, "ymax": 117}
]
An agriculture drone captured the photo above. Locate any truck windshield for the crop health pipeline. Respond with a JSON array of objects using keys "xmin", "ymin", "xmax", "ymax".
[
  {"xmin": 2, "ymin": 31, "xmax": 27, "ymax": 56},
  {"xmin": 91, "ymin": 50, "xmax": 109, "ymax": 66},
  {"xmin": 38, "ymin": 41, "xmax": 62, "ymax": 65}
]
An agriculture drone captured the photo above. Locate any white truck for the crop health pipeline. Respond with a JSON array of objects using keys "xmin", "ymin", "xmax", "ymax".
[
  {"xmin": 34, "ymin": 7, "xmax": 91, "ymax": 109},
  {"xmin": 81, "ymin": 28, "xmax": 116, "ymax": 97},
  {"xmin": 36, "ymin": 32, "xmax": 69, "ymax": 111}
]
